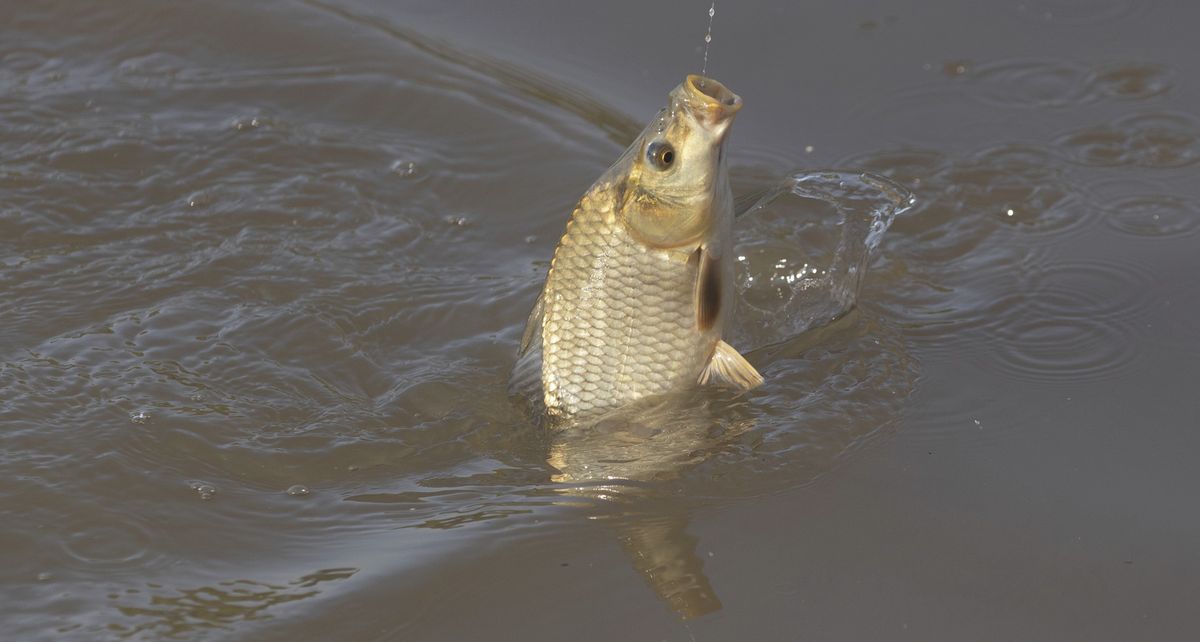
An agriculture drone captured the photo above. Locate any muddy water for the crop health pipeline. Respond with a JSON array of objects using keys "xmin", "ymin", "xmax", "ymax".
[{"xmin": 3, "ymin": 1, "xmax": 1199, "ymax": 640}]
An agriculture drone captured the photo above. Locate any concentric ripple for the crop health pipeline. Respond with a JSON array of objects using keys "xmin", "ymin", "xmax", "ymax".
[
  {"xmin": 966, "ymin": 59, "xmax": 1175, "ymax": 109},
  {"xmin": 1091, "ymin": 63, "xmax": 1175, "ymax": 101},
  {"xmin": 1013, "ymin": 0, "xmax": 1149, "ymax": 24},
  {"xmin": 961, "ymin": 255, "xmax": 1156, "ymax": 384},
  {"xmin": 968, "ymin": 58, "xmax": 1096, "ymax": 109},
  {"xmin": 1056, "ymin": 112, "xmax": 1200, "ymax": 168},
  {"xmin": 1026, "ymin": 258, "xmax": 1158, "ymax": 321},
  {"xmin": 1105, "ymin": 194, "xmax": 1200, "ymax": 239},
  {"xmin": 983, "ymin": 311, "xmax": 1139, "ymax": 384}
]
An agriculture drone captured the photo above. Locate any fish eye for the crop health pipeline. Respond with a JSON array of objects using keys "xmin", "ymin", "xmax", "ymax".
[{"xmin": 646, "ymin": 141, "xmax": 675, "ymax": 170}]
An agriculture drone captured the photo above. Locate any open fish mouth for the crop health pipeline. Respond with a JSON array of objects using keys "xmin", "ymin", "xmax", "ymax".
[{"xmin": 681, "ymin": 74, "xmax": 742, "ymax": 125}]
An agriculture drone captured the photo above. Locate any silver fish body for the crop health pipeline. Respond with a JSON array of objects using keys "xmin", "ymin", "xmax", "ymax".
[{"xmin": 517, "ymin": 75, "xmax": 761, "ymax": 419}]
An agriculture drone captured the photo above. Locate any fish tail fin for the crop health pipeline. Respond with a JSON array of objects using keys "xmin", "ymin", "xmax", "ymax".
[{"xmin": 698, "ymin": 341, "xmax": 763, "ymax": 390}]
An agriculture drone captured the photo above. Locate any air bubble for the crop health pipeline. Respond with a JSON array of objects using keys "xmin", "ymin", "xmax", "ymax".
[
  {"xmin": 188, "ymin": 481, "xmax": 217, "ymax": 501},
  {"xmin": 186, "ymin": 192, "xmax": 214, "ymax": 208},
  {"xmin": 286, "ymin": 485, "xmax": 311, "ymax": 497},
  {"xmin": 391, "ymin": 160, "xmax": 417, "ymax": 176}
]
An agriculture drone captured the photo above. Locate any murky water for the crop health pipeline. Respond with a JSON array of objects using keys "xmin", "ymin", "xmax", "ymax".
[{"xmin": 3, "ymin": 1, "xmax": 1199, "ymax": 640}]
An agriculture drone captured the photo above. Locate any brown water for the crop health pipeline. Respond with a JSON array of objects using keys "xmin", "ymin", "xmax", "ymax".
[{"xmin": 3, "ymin": 1, "xmax": 1199, "ymax": 640}]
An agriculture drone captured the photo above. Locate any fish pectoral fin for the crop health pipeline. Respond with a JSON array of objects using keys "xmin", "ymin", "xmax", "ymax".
[
  {"xmin": 698, "ymin": 341, "xmax": 763, "ymax": 390},
  {"xmin": 733, "ymin": 186, "xmax": 775, "ymax": 219},
  {"xmin": 510, "ymin": 290, "xmax": 545, "ymax": 398},
  {"xmin": 517, "ymin": 290, "xmax": 545, "ymax": 357},
  {"xmin": 694, "ymin": 248, "xmax": 722, "ymax": 333}
]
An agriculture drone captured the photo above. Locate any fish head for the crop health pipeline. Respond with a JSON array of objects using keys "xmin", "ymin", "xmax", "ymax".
[{"xmin": 622, "ymin": 75, "xmax": 741, "ymax": 248}]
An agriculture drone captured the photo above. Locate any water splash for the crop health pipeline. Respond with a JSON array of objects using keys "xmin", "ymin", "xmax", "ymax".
[
  {"xmin": 701, "ymin": 3, "xmax": 716, "ymax": 77},
  {"xmin": 732, "ymin": 171, "xmax": 915, "ymax": 349}
]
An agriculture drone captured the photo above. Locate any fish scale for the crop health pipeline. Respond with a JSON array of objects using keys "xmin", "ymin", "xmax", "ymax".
[{"xmin": 542, "ymin": 184, "xmax": 708, "ymax": 416}]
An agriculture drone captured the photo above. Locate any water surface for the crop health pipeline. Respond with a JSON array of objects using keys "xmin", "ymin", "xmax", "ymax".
[{"xmin": 3, "ymin": 1, "xmax": 1200, "ymax": 640}]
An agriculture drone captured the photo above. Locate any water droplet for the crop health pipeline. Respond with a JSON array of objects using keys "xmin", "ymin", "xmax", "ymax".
[
  {"xmin": 36, "ymin": 572, "xmax": 52, "ymax": 582},
  {"xmin": 286, "ymin": 485, "xmax": 311, "ymax": 497},
  {"xmin": 701, "ymin": 2, "xmax": 716, "ymax": 76},
  {"xmin": 130, "ymin": 410, "xmax": 150, "ymax": 424}
]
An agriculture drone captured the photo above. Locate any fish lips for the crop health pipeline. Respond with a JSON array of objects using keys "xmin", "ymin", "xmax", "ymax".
[{"xmin": 676, "ymin": 74, "xmax": 742, "ymax": 131}]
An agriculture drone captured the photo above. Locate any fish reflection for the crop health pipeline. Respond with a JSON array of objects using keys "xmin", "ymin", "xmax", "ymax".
[{"xmin": 546, "ymin": 392, "xmax": 754, "ymax": 618}]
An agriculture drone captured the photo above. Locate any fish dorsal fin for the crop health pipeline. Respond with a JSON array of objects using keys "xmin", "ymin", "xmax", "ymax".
[
  {"xmin": 694, "ymin": 248, "xmax": 721, "ymax": 333},
  {"xmin": 698, "ymin": 340, "xmax": 763, "ymax": 390}
]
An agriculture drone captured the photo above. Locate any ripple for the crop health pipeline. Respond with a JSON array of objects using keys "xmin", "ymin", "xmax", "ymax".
[
  {"xmin": 700, "ymin": 312, "xmax": 918, "ymax": 496},
  {"xmin": 115, "ymin": 52, "xmax": 190, "ymax": 88},
  {"xmin": 61, "ymin": 522, "xmax": 156, "ymax": 567},
  {"xmin": 851, "ymin": 142, "xmax": 1093, "ymax": 285},
  {"xmin": 968, "ymin": 58, "xmax": 1095, "ymax": 109},
  {"xmin": 1014, "ymin": 0, "xmax": 1149, "ymax": 24},
  {"xmin": 951, "ymin": 144, "xmax": 1093, "ymax": 235},
  {"xmin": 903, "ymin": 387, "xmax": 1014, "ymax": 444},
  {"xmin": 1026, "ymin": 258, "xmax": 1157, "ymax": 321},
  {"xmin": 1091, "ymin": 63, "xmax": 1174, "ymax": 100},
  {"xmin": 951, "ymin": 256, "xmax": 1155, "ymax": 384},
  {"xmin": 985, "ymin": 313, "xmax": 1139, "ymax": 384},
  {"xmin": 966, "ymin": 59, "xmax": 1174, "ymax": 109},
  {"xmin": 873, "ymin": 249, "xmax": 1047, "ymax": 351},
  {"xmin": 1105, "ymin": 194, "xmax": 1200, "ymax": 239},
  {"xmin": 1056, "ymin": 112, "xmax": 1200, "ymax": 168}
]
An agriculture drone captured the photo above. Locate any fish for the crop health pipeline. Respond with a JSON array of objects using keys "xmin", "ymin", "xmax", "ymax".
[{"xmin": 515, "ymin": 75, "xmax": 763, "ymax": 419}]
